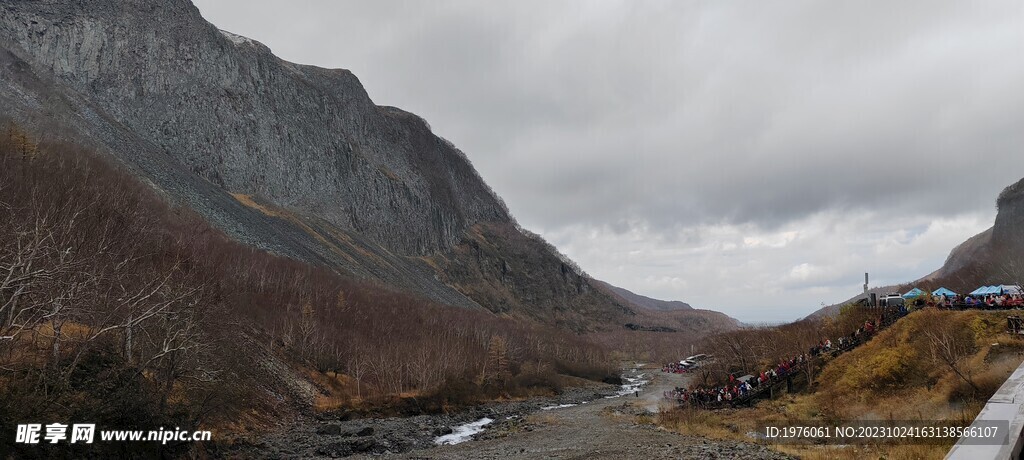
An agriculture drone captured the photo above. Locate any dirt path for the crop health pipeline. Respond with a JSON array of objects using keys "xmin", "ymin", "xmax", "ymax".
[{"xmin": 392, "ymin": 366, "xmax": 791, "ymax": 460}]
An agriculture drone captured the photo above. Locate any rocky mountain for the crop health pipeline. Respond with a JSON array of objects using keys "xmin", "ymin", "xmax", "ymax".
[
  {"xmin": 919, "ymin": 228, "xmax": 994, "ymax": 284},
  {"xmin": 925, "ymin": 177, "xmax": 1024, "ymax": 289},
  {"xmin": 592, "ymin": 280, "xmax": 692, "ymax": 311},
  {"xmin": 0, "ymin": 0, "xmax": 687, "ymax": 332},
  {"xmin": 992, "ymin": 178, "xmax": 1024, "ymax": 254},
  {"xmin": 4, "ymin": 0, "xmax": 507, "ymax": 256}
]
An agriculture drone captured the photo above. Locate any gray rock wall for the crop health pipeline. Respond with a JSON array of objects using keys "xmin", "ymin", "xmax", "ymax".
[
  {"xmin": 0, "ymin": 0, "xmax": 509, "ymax": 256},
  {"xmin": 994, "ymin": 177, "xmax": 1024, "ymax": 251},
  {"xmin": 0, "ymin": 0, "xmax": 645, "ymax": 328}
]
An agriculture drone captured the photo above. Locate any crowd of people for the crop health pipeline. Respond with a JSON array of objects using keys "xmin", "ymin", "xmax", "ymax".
[
  {"xmin": 663, "ymin": 341, "xmax": 835, "ymax": 407},
  {"xmin": 937, "ymin": 294, "xmax": 1024, "ymax": 309},
  {"xmin": 661, "ymin": 361, "xmax": 691, "ymax": 374},
  {"xmin": 664, "ymin": 353, "xmax": 806, "ymax": 406},
  {"xmin": 665, "ymin": 308, "xmax": 906, "ymax": 409}
]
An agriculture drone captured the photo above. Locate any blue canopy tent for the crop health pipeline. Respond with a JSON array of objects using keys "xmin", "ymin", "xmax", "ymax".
[
  {"xmin": 933, "ymin": 287, "xmax": 957, "ymax": 297},
  {"xmin": 972, "ymin": 285, "xmax": 1005, "ymax": 296},
  {"xmin": 969, "ymin": 286, "xmax": 994, "ymax": 296},
  {"xmin": 1000, "ymin": 285, "xmax": 1023, "ymax": 296},
  {"xmin": 902, "ymin": 287, "xmax": 925, "ymax": 299}
]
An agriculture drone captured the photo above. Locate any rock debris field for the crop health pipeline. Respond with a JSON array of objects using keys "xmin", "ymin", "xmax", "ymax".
[{"xmin": 237, "ymin": 366, "xmax": 793, "ymax": 459}]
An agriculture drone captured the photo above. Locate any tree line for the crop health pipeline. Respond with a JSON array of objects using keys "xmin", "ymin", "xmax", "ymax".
[{"xmin": 0, "ymin": 123, "xmax": 613, "ymax": 457}]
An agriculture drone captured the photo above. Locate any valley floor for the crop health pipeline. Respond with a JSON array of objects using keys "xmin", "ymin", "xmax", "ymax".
[
  {"xmin": 229, "ymin": 366, "xmax": 792, "ymax": 459},
  {"xmin": 383, "ymin": 367, "xmax": 791, "ymax": 460}
]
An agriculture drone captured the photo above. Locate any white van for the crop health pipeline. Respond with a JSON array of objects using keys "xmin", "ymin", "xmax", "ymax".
[
  {"xmin": 680, "ymin": 354, "xmax": 709, "ymax": 369},
  {"xmin": 880, "ymin": 294, "xmax": 905, "ymax": 307}
]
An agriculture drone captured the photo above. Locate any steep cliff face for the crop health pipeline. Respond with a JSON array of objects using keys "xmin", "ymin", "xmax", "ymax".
[
  {"xmin": 919, "ymin": 227, "xmax": 992, "ymax": 284},
  {"xmin": 922, "ymin": 177, "xmax": 1024, "ymax": 288},
  {"xmin": 993, "ymin": 177, "xmax": 1024, "ymax": 252},
  {"xmin": 430, "ymin": 223, "xmax": 630, "ymax": 332},
  {"xmin": 0, "ymin": 0, "xmax": 507, "ymax": 257},
  {"xmin": 0, "ymin": 0, "xmax": 652, "ymax": 330},
  {"xmin": 0, "ymin": 36, "xmax": 485, "ymax": 310}
]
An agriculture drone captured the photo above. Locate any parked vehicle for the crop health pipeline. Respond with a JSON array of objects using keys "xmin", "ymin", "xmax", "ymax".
[
  {"xmin": 880, "ymin": 293, "xmax": 905, "ymax": 307},
  {"xmin": 679, "ymin": 354, "xmax": 712, "ymax": 369}
]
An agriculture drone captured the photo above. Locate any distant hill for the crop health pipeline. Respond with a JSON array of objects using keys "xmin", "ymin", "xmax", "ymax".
[
  {"xmin": 592, "ymin": 280, "xmax": 692, "ymax": 311},
  {"xmin": 807, "ymin": 285, "xmax": 908, "ymax": 319},
  {"xmin": 592, "ymin": 280, "xmax": 738, "ymax": 334}
]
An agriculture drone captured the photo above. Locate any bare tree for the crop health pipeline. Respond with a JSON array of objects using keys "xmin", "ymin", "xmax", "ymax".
[
  {"xmin": 138, "ymin": 289, "xmax": 219, "ymax": 411},
  {"xmin": 926, "ymin": 320, "xmax": 979, "ymax": 395},
  {"xmin": 345, "ymin": 353, "xmax": 370, "ymax": 400}
]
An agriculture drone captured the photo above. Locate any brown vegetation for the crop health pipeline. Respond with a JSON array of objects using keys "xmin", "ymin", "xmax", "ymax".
[{"xmin": 0, "ymin": 124, "xmax": 615, "ymax": 457}]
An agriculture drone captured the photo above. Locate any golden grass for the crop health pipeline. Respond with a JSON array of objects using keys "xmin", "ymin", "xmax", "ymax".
[
  {"xmin": 376, "ymin": 165, "xmax": 401, "ymax": 182},
  {"xmin": 230, "ymin": 192, "xmax": 374, "ymax": 267},
  {"xmin": 2, "ymin": 321, "xmax": 116, "ymax": 368},
  {"xmin": 230, "ymin": 192, "xmax": 281, "ymax": 217},
  {"xmin": 314, "ymin": 395, "xmax": 348, "ymax": 412},
  {"xmin": 774, "ymin": 443, "xmax": 949, "ymax": 460},
  {"xmin": 306, "ymin": 368, "xmax": 358, "ymax": 412},
  {"xmin": 526, "ymin": 413, "xmax": 562, "ymax": 426},
  {"xmin": 417, "ymin": 255, "xmax": 443, "ymax": 271},
  {"xmin": 657, "ymin": 309, "xmax": 1024, "ymax": 460},
  {"xmin": 658, "ymin": 404, "xmax": 955, "ymax": 460}
]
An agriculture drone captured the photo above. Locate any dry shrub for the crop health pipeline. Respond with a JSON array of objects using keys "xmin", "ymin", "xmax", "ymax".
[
  {"xmin": 526, "ymin": 413, "xmax": 562, "ymax": 426},
  {"xmin": 657, "ymin": 407, "xmax": 751, "ymax": 440},
  {"xmin": 941, "ymin": 351, "xmax": 1022, "ymax": 404},
  {"xmin": 776, "ymin": 443, "xmax": 950, "ymax": 460},
  {"xmin": 816, "ymin": 309, "xmax": 1021, "ymax": 405}
]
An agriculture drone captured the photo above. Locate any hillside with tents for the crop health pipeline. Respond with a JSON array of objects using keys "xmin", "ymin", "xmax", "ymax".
[
  {"xmin": 886, "ymin": 284, "xmax": 1024, "ymax": 310},
  {"xmin": 812, "ymin": 177, "xmax": 1024, "ymax": 319}
]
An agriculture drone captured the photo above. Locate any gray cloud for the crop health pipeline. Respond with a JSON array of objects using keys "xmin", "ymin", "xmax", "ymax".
[{"xmin": 192, "ymin": 0, "xmax": 1024, "ymax": 320}]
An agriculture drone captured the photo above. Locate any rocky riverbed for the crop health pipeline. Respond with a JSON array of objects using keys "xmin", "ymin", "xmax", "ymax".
[
  {"xmin": 225, "ymin": 366, "xmax": 793, "ymax": 459},
  {"xmin": 224, "ymin": 382, "xmax": 624, "ymax": 458}
]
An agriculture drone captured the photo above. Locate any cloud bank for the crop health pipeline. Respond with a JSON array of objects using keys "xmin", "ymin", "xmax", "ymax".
[{"xmin": 193, "ymin": 0, "xmax": 1023, "ymax": 321}]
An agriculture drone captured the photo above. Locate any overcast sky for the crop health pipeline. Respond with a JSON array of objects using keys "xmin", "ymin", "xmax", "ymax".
[{"xmin": 193, "ymin": 1, "xmax": 1024, "ymax": 322}]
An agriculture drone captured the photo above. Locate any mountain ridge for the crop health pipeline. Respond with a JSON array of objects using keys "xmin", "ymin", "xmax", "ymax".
[
  {"xmin": 0, "ymin": 0, "xmax": 735, "ymax": 334},
  {"xmin": 591, "ymin": 280, "xmax": 693, "ymax": 311}
]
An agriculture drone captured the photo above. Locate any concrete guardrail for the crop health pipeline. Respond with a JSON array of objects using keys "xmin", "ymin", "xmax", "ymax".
[{"xmin": 946, "ymin": 359, "xmax": 1024, "ymax": 459}]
